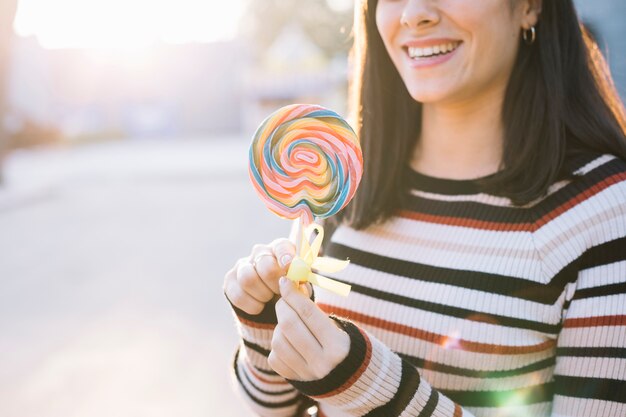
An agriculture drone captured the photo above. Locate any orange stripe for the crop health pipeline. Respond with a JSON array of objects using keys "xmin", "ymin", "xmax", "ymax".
[
  {"xmin": 400, "ymin": 172, "xmax": 626, "ymax": 232},
  {"xmin": 564, "ymin": 315, "xmax": 626, "ymax": 328},
  {"xmin": 398, "ymin": 210, "xmax": 534, "ymax": 231},
  {"xmin": 318, "ymin": 304, "xmax": 555, "ymax": 355},
  {"xmin": 453, "ymin": 403, "xmax": 463, "ymax": 417},
  {"xmin": 313, "ymin": 327, "xmax": 373, "ymax": 399}
]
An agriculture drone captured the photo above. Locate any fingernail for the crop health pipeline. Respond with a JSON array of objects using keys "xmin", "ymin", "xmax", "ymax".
[
  {"xmin": 279, "ymin": 277, "xmax": 288, "ymax": 287},
  {"xmin": 280, "ymin": 254, "xmax": 292, "ymax": 268}
]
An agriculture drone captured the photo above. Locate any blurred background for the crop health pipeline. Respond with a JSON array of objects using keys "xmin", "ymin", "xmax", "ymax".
[{"xmin": 0, "ymin": 0, "xmax": 623, "ymax": 416}]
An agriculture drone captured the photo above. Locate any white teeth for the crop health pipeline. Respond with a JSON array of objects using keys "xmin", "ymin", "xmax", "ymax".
[{"xmin": 408, "ymin": 42, "xmax": 460, "ymax": 59}]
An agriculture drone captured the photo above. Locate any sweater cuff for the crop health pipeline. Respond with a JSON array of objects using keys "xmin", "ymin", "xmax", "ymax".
[{"xmin": 287, "ymin": 317, "xmax": 371, "ymax": 398}]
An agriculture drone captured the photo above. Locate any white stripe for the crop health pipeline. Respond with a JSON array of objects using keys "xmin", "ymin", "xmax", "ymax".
[
  {"xmin": 557, "ymin": 326, "xmax": 626, "ymax": 348},
  {"xmin": 555, "ymin": 356, "xmax": 626, "ymax": 379},
  {"xmin": 240, "ymin": 345, "xmax": 275, "ymax": 374},
  {"xmin": 467, "ymin": 402, "xmax": 552, "ymax": 417},
  {"xmin": 410, "ymin": 178, "xmax": 570, "ymax": 208},
  {"xmin": 577, "ymin": 261, "xmax": 626, "ymax": 289},
  {"xmin": 552, "ymin": 395, "xmax": 626, "ymax": 417},
  {"xmin": 336, "ymin": 218, "xmax": 536, "ymax": 253},
  {"xmin": 564, "ymin": 293, "xmax": 626, "ymax": 319},
  {"xmin": 236, "ymin": 360, "xmax": 299, "ymax": 405},
  {"xmin": 573, "ymin": 154, "xmax": 616, "ymax": 176},
  {"xmin": 421, "ymin": 366, "xmax": 554, "ymax": 391}
]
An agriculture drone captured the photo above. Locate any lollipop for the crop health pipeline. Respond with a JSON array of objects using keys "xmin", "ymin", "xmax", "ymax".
[{"xmin": 248, "ymin": 104, "xmax": 363, "ymax": 296}]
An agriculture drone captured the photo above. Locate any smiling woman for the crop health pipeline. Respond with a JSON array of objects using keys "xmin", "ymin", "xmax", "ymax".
[{"xmin": 13, "ymin": 0, "xmax": 245, "ymax": 49}]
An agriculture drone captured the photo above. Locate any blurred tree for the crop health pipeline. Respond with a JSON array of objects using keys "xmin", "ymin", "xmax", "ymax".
[
  {"xmin": 0, "ymin": 0, "xmax": 18, "ymax": 185},
  {"xmin": 240, "ymin": 0, "xmax": 354, "ymax": 60}
]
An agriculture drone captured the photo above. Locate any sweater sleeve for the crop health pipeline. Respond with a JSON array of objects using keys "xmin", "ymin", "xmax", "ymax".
[
  {"xmin": 549, "ymin": 237, "xmax": 626, "ymax": 416},
  {"xmin": 229, "ymin": 300, "xmax": 310, "ymax": 416},
  {"xmin": 288, "ymin": 317, "xmax": 473, "ymax": 417}
]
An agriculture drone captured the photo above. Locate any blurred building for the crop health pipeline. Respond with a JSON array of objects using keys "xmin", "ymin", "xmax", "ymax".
[
  {"xmin": 7, "ymin": 36, "xmax": 245, "ymax": 141},
  {"xmin": 241, "ymin": 22, "xmax": 349, "ymax": 135}
]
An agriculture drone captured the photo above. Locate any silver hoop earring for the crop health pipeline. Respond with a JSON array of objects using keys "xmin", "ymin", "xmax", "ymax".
[{"xmin": 523, "ymin": 26, "xmax": 536, "ymax": 45}]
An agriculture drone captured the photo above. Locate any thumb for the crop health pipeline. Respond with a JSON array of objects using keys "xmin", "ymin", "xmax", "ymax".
[{"xmin": 270, "ymin": 238, "xmax": 296, "ymax": 271}]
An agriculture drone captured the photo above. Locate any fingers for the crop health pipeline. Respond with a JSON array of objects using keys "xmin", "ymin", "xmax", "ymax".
[
  {"xmin": 279, "ymin": 277, "xmax": 333, "ymax": 346},
  {"xmin": 223, "ymin": 266, "xmax": 265, "ymax": 314},
  {"xmin": 251, "ymin": 246, "xmax": 282, "ymax": 295},
  {"xmin": 223, "ymin": 239, "xmax": 296, "ymax": 316},
  {"xmin": 270, "ymin": 326, "xmax": 314, "ymax": 381},
  {"xmin": 268, "ymin": 349, "xmax": 299, "ymax": 380},
  {"xmin": 236, "ymin": 260, "xmax": 274, "ymax": 302},
  {"xmin": 270, "ymin": 238, "xmax": 296, "ymax": 272},
  {"xmin": 275, "ymin": 298, "xmax": 323, "ymax": 362}
]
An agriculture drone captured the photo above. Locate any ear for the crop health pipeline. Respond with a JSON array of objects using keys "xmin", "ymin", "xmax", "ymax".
[{"xmin": 521, "ymin": 0, "xmax": 542, "ymax": 29}]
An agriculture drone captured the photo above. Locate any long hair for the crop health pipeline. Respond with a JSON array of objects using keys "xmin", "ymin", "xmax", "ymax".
[{"xmin": 336, "ymin": 0, "xmax": 626, "ymax": 230}]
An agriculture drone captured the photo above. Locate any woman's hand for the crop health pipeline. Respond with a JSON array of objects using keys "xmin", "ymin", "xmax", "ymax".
[
  {"xmin": 223, "ymin": 239, "xmax": 296, "ymax": 315},
  {"xmin": 268, "ymin": 277, "xmax": 350, "ymax": 381}
]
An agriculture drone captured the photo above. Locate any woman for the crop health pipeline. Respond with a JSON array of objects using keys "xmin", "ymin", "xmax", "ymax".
[{"xmin": 224, "ymin": 0, "xmax": 626, "ymax": 416}]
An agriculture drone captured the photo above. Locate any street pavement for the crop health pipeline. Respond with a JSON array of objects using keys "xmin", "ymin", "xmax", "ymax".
[{"xmin": 0, "ymin": 138, "xmax": 288, "ymax": 417}]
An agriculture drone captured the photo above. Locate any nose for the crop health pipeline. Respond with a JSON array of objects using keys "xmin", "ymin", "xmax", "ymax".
[{"xmin": 400, "ymin": 0, "xmax": 440, "ymax": 29}]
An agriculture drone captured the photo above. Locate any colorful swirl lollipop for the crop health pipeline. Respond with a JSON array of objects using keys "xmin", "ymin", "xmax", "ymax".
[{"xmin": 248, "ymin": 104, "xmax": 363, "ymax": 225}]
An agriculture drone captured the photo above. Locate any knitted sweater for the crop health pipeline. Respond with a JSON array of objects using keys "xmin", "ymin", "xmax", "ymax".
[{"xmin": 230, "ymin": 152, "xmax": 626, "ymax": 417}]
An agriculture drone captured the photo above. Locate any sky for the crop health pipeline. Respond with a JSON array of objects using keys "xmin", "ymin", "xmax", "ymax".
[{"xmin": 13, "ymin": 0, "xmax": 246, "ymax": 49}]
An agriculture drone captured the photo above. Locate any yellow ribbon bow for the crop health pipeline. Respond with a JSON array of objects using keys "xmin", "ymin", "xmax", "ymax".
[{"xmin": 286, "ymin": 223, "xmax": 352, "ymax": 297}]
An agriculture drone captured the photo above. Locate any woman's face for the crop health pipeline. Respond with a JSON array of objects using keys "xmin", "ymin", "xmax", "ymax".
[{"xmin": 376, "ymin": 0, "xmax": 538, "ymax": 105}]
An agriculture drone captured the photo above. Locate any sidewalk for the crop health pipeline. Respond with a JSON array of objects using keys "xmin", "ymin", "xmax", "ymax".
[{"xmin": 0, "ymin": 138, "xmax": 288, "ymax": 417}]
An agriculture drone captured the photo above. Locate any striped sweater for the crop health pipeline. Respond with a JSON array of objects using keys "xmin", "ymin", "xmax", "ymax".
[{"xmin": 230, "ymin": 152, "xmax": 626, "ymax": 417}]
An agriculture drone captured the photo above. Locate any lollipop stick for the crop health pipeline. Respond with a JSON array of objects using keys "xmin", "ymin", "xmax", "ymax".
[{"xmin": 295, "ymin": 217, "xmax": 303, "ymax": 259}]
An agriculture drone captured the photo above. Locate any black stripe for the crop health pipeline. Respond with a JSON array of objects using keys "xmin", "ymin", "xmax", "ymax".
[
  {"xmin": 229, "ymin": 297, "xmax": 278, "ymax": 324},
  {"xmin": 557, "ymin": 347, "xmax": 626, "ymax": 359},
  {"xmin": 326, "ymin": 243, "xmax": 570, "ymax": 305},
  {"xmin": 417, "ymin": 389, "xmax": 439, "ymax": 417},
  {"xmin": 288, "ymin": 318, "xmax": 367, "ymax": 397},
  {"xmin": 403, "ymin": 155, "xmax": 624, "ymax": 223},
  {"xmin": 398, "ymin": 353, "xmax": 556, "ymax": 378},
  {"xmin": 243, "ymin": 339, "xmax": 270, "ymax": 357},
  {"xmin": 404, "ymin": 150, "xmax": 605, "ymax": 197},
  {"xmin": 364, "ymin": 361, "xmax": 421, "ymax": 417},
  {"xmin": 232, "ymin": 349, "xmax": 302, "ymax": 409},
  {"xmin": 242, "ymin": 368, "xmax": 296, "ymax": 396},
  {"xmin": 442, "ymin": 382, "xmax": 554, "ymax": 407},
  {"xmin": 579, "ymin": 237, "xmax": 626, "ymax": 270},
  {"xmin": 255, "ymin": 366, "xmax": 280, "ymax": 376},
  {"xmin": 554, "ymin": 375, "xmax": 626, "ymax": 403},
  {"xmin": 573, "ymin": 281, "xmax": 626, "ymax": 300},
  {"xmin": 345, "ymin": 281, "xmax": 559, "ymax": 333}
]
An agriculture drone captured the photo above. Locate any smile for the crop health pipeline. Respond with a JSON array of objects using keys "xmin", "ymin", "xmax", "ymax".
[{"xmin": 406, "ymin": 41, "xmax": 462, "ymax": 59}]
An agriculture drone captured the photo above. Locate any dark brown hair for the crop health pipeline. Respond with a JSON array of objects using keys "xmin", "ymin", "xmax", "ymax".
[{"xmin": 336, "ymin": 0, "xmax": 626, "ymax": 230}]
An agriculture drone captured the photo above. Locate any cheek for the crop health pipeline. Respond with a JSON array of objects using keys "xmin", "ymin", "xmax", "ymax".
[{"xmin": 375, "ymin": 5, "xmax": 403, "ymax": 69}]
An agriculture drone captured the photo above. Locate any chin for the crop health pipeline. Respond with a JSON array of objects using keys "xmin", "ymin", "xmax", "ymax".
[
  {"xmin": 406, "ymin": 89, "xmax": 450, "ymax": 104},
  {"xmin": 403, "ymin": 80, "xmax": 457, "ymax": 104}
]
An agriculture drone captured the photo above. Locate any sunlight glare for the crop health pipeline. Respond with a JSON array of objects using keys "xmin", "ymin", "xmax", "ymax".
[{"xmin": 14, "ymin": 0, "xmax": 245, "ymax": 49}]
